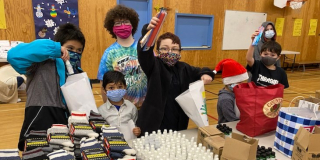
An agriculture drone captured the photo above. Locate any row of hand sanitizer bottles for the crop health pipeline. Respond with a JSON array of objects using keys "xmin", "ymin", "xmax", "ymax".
[{"xmin": 132, "ymin": 129, "xmax": 219, "ymax": 160}]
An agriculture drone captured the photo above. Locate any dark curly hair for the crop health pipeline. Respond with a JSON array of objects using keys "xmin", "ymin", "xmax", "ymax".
[
  {"xmin": 104, "ymin": 5, "xmax": 139, "ymax": 39},
  {"xmin": 156, "ymin": 32, "xmax": 182, "ymax": 50}
]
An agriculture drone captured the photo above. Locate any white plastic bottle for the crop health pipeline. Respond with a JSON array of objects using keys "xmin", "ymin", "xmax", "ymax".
[
  {"xmin": 65, "ymin": 60, "xmax": 74, "ymax": 75},
  {"xmin": 213, "ymin": 154, "xmax": 219, "ymax": 160}
]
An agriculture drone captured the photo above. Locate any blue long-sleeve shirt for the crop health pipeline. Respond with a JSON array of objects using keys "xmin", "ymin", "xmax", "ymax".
[{"xmin": 8, "ymin": 39, "xmax": 67, "ymax": 107}]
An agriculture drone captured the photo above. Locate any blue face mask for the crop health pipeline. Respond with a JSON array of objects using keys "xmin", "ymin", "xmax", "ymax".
[
  {"xmin": 68, "ymin": 51, "xmax": 82, "ymax": 73},
  {"xmin": 106, "ymin": 89, "xmax": 126, "ymax": 102},
  {"xmin": 228, "ymin": 83, "xmax": 238, "ymax": 92}
]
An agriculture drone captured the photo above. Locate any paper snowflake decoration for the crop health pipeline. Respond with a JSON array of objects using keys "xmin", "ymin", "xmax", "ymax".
[
  {"xmin": 44, "ymin": 19, "xmax": 56, "ymax": 28},
  {"xmin": 53, "ymin": 27, "xmax": 59, "ymax": 35},
  {"xmin": 55, "ymin": 0, "xmax": 65, "ymax": 5}
]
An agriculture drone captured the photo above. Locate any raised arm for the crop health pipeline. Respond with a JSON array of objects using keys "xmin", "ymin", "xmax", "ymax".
[
  {"xmin": 7, "ymin": 39, "xmax": 66, "ymax": 74},
  {"xmin": 246, "ymin": 31, "xmax": 260, "ymax": 67},
  {"xmin": 137, "ymin": 16, "xmax": 159, "ymax": 76}
]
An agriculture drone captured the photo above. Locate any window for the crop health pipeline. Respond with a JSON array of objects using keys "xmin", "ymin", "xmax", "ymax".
[
  {"xmin": 117, "ymin": 0, "xmax": 152, "ymax": 40},
  {"xmin": 175, "ymin": 13, "xmax": 214, "ymax": 50}
]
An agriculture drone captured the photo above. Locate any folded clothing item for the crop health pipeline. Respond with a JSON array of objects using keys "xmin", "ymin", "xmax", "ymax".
[
  {"xmin": 47, "ymin": 149, "xmax": 75, "ymax": 160},
  {"xmin": 22, "ymin": 147, "xmax": 49, "ymax": 160},
  {"xmin": 24, "ymin": 130, "xmax": 49, "ymax": 151},
  {"xmin": 68, "ymin": 111, "xmax": 89, "ymax": 125},
  {"xmin": 89, "ymin": 111, "xmax": 109, "ymax": 134},
  {"xmin": 50, "ymin": 144, "xmax": 74, "ymax": 152},
  {"xmin": 101, "ymin": 126, "xmax": 136, "ymax": 157},
  {"xmin": 69, "ymin": 123, "xmax": 98, "ymax": 138},
  {"xmin": 0, "ymin": 149, "xmax": 21, "ymax": 160},
  {"xmin": 47, "ymin": 124, "xmax": 69, "ymax": 135},
  {"xmin": 80, "ymin": 137, "xmax": 109, "ymax": 160},
  {"xmin": 47, "ymin": 133, "xmax": 74, "ymax": 147}
]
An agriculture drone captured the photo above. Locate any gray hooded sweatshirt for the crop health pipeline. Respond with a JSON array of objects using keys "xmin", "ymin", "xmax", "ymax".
[{"xmin": 217, "ymin": 88, "xmax": 239, "ymax": 123}]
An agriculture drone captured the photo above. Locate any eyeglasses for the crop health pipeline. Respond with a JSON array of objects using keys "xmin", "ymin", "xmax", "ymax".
[
  {"xmin": 114, "ymin": 20, "xmax": 131, "ymax": 26},
  {"xmin": 159, "ymin": 47, "xmax": 181, "ymax": 54}
]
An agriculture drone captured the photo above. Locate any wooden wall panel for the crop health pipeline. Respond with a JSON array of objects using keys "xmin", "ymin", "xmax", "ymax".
[
  {"xmin": 282, "ymin": 0, "xmax": 320, "ymax": 62},
  {"xmin": 1, "ymin": 0, "xmax": 35, "ymax": 42},
  {"xmin": 152, "ymin": 0, "xmax": 285, "ymax": 69},
  {"xmin": 78, "ymin": 0, "xmax": 117, "ymax": 79},
  {"xmin": 0, "ymin": 0, "xmax": 319, "ymax": 79}
]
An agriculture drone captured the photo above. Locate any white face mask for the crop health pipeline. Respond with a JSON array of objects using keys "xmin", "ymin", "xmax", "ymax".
[{"xmin": 265, "ymin": 30, "xmax": 275, "ymax": 39}]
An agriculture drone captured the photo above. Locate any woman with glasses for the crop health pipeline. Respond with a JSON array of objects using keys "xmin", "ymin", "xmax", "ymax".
[
  {"xmin": 136, "ymin": 17, "xmax": 215, "ymax": 135},
  {"xmin": 97, "ymin": 5, "xmax": 148, "ymax": 109}
]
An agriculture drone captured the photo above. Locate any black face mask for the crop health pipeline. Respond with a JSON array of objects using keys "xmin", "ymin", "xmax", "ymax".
[{"xmin": 261, "ymin": 56, "xmax": 277, "ymax": 66}]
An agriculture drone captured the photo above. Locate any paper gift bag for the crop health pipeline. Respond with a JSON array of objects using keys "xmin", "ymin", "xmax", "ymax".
[
  {"xmin": 274, "ymin": 96, "xmax": 320, "ymax": 158},
  {"xmin": 296, "ymin": 97, "xmax": 320, "ymax": 111},
  {"xmin": 175, "ymin": 80, "xmax": 209, "ymax": 127},
  {"xmin": 115, "ymin": 120, "xmax": 137, "ymax": 142},
  {"xmin": 233, "ymin": 82, "xmax": 284, "ymax": 137},
  {"xmin": 61, "ymin": 72, "xmax": 98, "ymax": 117}
]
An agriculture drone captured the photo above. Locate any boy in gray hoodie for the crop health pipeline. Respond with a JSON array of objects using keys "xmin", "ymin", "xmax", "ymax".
[{"xmin": 213, "ymin": 59, "xmax": 249, "ymax": 123}]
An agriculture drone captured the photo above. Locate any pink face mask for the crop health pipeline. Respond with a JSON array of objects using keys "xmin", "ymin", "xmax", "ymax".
[{"xmin": 113, "ymin": 25, "xmax": 132, "ymax": 39}]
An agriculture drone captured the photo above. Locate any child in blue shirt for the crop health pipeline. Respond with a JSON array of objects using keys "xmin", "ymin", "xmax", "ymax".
[{"xmin": 8, "ymin": 23, "xmax": 86, "ymax": 151}]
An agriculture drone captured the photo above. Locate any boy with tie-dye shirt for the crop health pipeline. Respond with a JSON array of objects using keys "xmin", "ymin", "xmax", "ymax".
[{"xmin": 97, "ymin": 5, "xmax": 147, "ymax": 107}]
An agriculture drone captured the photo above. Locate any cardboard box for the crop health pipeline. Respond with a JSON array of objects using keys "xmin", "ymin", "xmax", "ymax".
[
  {"xmin": 292, "ymin": 126, "xmax": 320, "ymax": 160},
  {"xmin": 204, "ymin": 136, "xmax": 225, "ymax": 158},
  {"xmin": 197, "ymin": 125, "xmax": 224, "ymax": 145},
  {"xmin": 220, "ymin": 132, "xmax": 258, "ymax": 160},
  {"xmin": 316, "ymin": 90, "xmax": 320, "ymax": 99}
]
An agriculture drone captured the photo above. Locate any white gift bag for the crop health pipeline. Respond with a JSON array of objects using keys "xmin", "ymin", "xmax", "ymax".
[
  {"xmin": 175, "ymin": 80, "xmax": 209, "ymax": 127},
  {"xmin": 61, "ymin": 72, "xmax": 98, "ymax": 117},
  {"xmin": 116, "ymin": 120, "xmax": 137, "ymax": 141}
]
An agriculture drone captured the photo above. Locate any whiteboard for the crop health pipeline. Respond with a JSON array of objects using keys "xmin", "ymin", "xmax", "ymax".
[{"xmin": 222, "ymin": 10, "xmax": 267, "ymax": 50}]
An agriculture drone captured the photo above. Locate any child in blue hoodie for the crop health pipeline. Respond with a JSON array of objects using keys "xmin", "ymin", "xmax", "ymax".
[{"xmin": 7, "ymin": 23, "xmax": 86, "ymax": 151}]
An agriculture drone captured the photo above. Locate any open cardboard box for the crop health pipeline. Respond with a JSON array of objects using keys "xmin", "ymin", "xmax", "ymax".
[
  {"xmin": 292, "ymin": 126, "xmax": 320, "ymax": 160},
  {"xmin": 197, "ymin": 125, "xmax": 224, "ymax": 145},
  {"xmin": 204, "ymin": 135, "xmax": 225, "ymax": 158},
  {"xmin": 221, "ymin": 132, "xmax": 258, "ymax": 160}
]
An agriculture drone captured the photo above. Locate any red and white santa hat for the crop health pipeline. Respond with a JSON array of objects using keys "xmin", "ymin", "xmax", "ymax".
[{"xmin": 213, "ymin": 59, "xmax": 249, "ymax": 85}]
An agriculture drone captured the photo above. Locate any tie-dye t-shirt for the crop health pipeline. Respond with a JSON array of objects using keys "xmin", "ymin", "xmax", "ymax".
[{"xmin": 97, "ymin": 41, "xmax": 147, "ymax": 107}]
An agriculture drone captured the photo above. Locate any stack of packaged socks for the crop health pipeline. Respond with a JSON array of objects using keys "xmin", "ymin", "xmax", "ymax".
[
  {"xmin": 101, "ymin": 126, "xmax": 136, "ymax": 160},
  {"xmin": 24, "ymin": 130, "xmax": 49, "ymax": 152},
  {"xmin": 0, "ymin": 149, "xmax": 21, "ymax": 160},
  {"xmin": 47, "ymin": 124, "xmax": 74, "ymax": 153},
  {"xmin": 80, "ymin": 137, "xmax": 109, "ymax": 160},
  {"xmin": 68, "ymin": 111, "xmax": 99, "ymax": 159},
  {"xmin": 89, "ymin": 111, "xmax": 110, "ymax": 141}
]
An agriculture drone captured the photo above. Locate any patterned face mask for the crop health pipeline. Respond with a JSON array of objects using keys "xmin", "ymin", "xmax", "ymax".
[
  {"xmin": 158, "ymin": 52, "xmax": 181, "ymax": 66},
  {"xmin": 68, "ymin": 50, "xmax": 82, "ymax": 73},
  {"xmin": 106, "ymin": 89, "xmax": 127, "ymax": 102}
]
